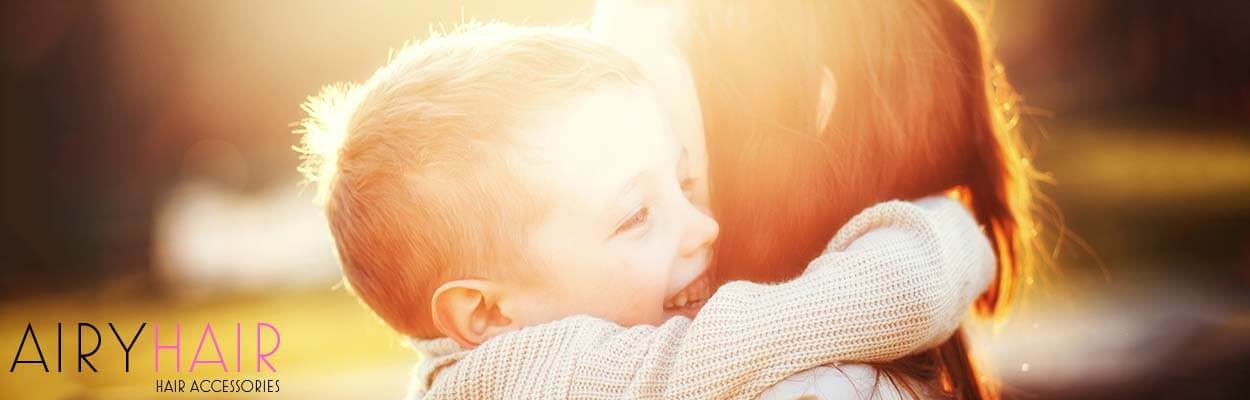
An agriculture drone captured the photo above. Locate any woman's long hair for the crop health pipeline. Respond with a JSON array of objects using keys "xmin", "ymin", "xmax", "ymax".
[{"xmin": 677, "ymin": 0, "xmax": 1042, "ymax": 398}]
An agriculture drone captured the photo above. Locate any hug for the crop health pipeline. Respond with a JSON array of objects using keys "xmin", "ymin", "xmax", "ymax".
[{"xmin": 297, "ymin": 0, "xmax": 1039, "ymax": 398}]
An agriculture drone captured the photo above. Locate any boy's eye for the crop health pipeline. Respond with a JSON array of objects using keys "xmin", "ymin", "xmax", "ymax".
[{"xmin": 614, "ymin": 207, "xmax": 650, "ymax": 236}]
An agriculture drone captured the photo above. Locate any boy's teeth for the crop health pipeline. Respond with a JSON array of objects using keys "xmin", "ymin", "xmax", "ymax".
[
  {"xmin": 689, "ymin": 278, "xmax": 705, "ymax": 301},
  {"xmin": 666, "ymin": 273, "xmax": 714, "ymax": 311}
]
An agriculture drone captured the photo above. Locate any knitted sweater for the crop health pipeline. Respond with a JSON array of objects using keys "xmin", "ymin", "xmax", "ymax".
[{"xmin": 409, "ymin": 196, "xmax": 995, "ymax": 399}]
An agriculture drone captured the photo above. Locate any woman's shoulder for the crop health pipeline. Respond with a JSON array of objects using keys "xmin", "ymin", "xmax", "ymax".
[{"xmin": 758, "ymin": 363, "xmax": 923, "ymax": 400}]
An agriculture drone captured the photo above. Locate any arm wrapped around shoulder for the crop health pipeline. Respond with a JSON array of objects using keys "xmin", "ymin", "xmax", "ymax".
[{"xmin": 804, "ymin": 195, "xmax": 998, "ymax": 358}]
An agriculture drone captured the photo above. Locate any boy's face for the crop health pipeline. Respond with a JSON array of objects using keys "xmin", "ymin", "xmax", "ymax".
[{"xmin": 507, "ymin": 84, "xmax": 718, "ymax": 327}]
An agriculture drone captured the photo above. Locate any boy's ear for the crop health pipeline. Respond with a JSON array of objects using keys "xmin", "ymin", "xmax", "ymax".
[
  {"xmin": 817, "ymin": 65, "xmax": 837, "ymax": 133},
  {"xmin": 430, "ymin": 280, "xmax": 515, "ymax": 348}
]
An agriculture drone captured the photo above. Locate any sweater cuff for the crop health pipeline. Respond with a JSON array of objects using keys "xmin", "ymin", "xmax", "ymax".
[{"xmin": 913, "ymin": 195, "xmax": 997, "ymax": 297}]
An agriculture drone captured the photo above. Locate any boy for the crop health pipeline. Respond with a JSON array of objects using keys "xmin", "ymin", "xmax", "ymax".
[{"xmin": 297, "ymin": 23, "xmax": 994, "ymax": 399}]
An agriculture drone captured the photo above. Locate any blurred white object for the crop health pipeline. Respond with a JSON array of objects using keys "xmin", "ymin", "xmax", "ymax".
[
  {"xmin": 154, "ymin": 180, "xmax": 340, "ymax": 296},
  {"xmin": 965, "ymin": 277, "xmax": 1242, "ymax": 391}
]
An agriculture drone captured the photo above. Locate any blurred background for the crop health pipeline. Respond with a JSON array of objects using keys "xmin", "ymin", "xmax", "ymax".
[{"xmin": 1, "ymin": 0, "xmax": 1248, "ymax": 399}]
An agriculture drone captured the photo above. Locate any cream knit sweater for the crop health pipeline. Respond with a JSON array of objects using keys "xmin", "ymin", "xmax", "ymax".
[{"xmin": 408, "ymin": 196, "xmax": 996, "ymax": 399}]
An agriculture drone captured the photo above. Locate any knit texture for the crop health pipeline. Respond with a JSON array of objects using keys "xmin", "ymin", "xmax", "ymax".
[{"xmin": 408, "ymin": 196, "xmax": 995, "ymax": 399}]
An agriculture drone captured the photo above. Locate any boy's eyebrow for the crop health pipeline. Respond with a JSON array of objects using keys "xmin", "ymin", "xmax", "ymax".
[
  {"xmin": 677, "ymin": 147, "xmax": 688, "ymax": 172},
  {"xmin": 602, "ymin": 144, "xmax": 683, "ymax": 221},
  {"xmin": 613, "ymin": 173, "xmax": 646, "ymax": 205}
]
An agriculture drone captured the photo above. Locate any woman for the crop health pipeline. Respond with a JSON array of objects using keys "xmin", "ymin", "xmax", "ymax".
[{"xmin": 595, "ymin": 0, "xmax": 1040, "ymax": 398}]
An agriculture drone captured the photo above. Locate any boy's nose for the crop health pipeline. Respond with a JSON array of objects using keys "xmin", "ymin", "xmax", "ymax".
[{"xmin": 679, "ymin": 202, "xmax": 719, "ymax": 256}]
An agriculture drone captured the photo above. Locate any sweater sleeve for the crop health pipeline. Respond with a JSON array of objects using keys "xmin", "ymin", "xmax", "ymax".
[{"xmin": 421, "ymin": 196, "xmax": 996, "ymax": 399}]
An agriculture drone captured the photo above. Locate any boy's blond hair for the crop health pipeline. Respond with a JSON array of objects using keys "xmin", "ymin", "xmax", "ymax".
[{"xmin": 297, "ymin": 23, "xmax": 643, "ymax": 338}]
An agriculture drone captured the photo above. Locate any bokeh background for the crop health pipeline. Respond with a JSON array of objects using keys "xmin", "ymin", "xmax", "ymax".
[{"xmin": 2, "ymin": 0, "xmax": 1248, "ymax": 399}]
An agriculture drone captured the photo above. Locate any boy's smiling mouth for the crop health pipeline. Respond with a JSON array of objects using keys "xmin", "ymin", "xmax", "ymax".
[{"xmin": 663, "ymin": 269, "xmax": 713, "ymax": 317}]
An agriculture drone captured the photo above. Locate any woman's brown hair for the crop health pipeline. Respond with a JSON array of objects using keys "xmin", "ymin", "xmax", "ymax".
[{"xmin": 677, "ymin": 0, "xmax": 1041, "ymax": 398}]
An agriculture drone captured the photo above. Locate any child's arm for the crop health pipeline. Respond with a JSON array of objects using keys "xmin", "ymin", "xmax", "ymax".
[{"xmin": 420, "ymin": 196, "xmax": 995, "ymax": 399}]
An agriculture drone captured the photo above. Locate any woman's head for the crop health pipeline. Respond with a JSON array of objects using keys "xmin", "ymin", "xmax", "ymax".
[{"xmin": 674, "ymin": 0, "xmax": 1038, "ymax": 317}]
